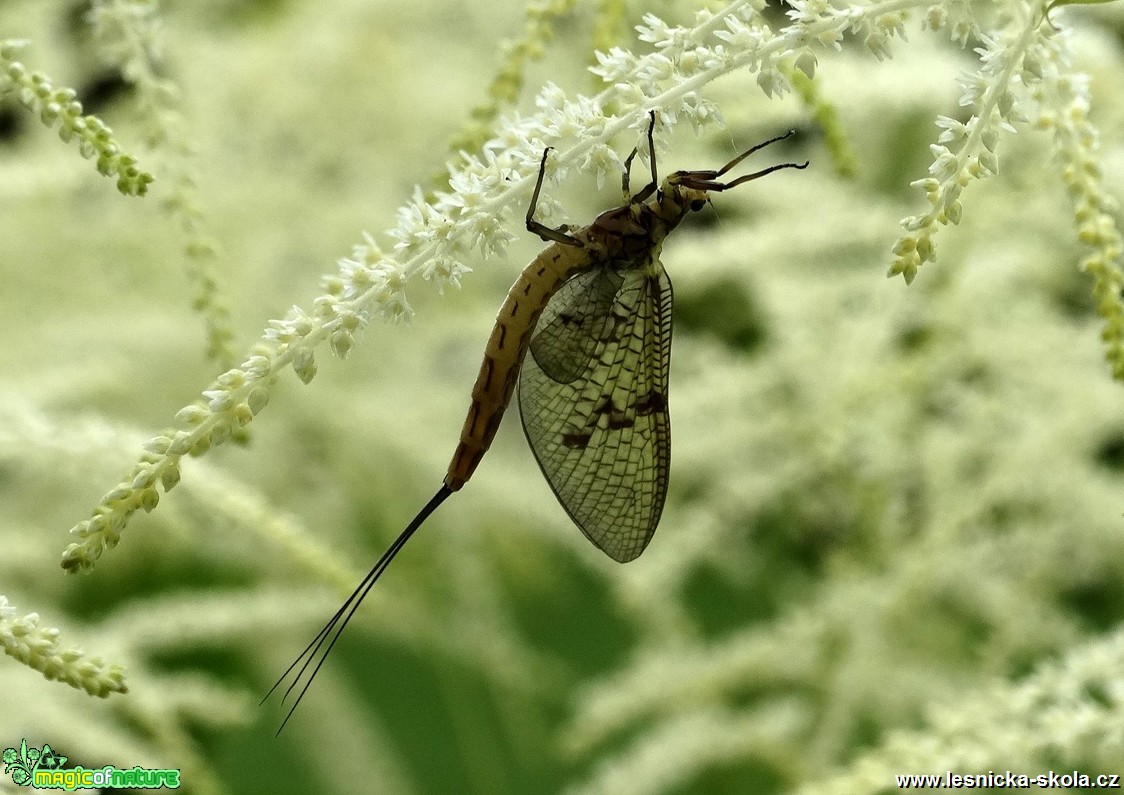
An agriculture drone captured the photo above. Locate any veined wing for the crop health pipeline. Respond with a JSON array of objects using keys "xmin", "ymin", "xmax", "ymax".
[
  {"xmin": 529, "ymin": 268, "xmax": 625, "ymax": 383},
  {"xmin": 519, "ymin": 261, "xmax": 673, "ymax": 563}
]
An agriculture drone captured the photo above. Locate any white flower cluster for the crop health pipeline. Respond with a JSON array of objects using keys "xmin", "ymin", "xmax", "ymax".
[
  {"xmin": 795, "ymin": 630, "xmax": 1124, "ymax": 792},
  {"xmin": 890, "ymin": 7, "xmax": 1055, "ymax": 283},
  {"xmin": 922, "ymin": 0, "xmax": 981, "ymax": 47},
  {"xmin": 87, "ymin": 0, "xmax": 165, "ymax": 88},
  {"xmin": 0, "ymin": 39, "xmax": 154, "ymax": 196},
  {"xmin": 302, "ymin": 0, "xmax": 925, "ymax": 320},
  {"xmin": 1030, "ymin": 31, "xmax": 1124, "ymax": 379},
  {"xmin": 0, "ymin": 596, "xmax": 127, "ymax": 698},
  {"xmin": 90, "ymin": 0, "xmax": 239, "ymax": 372}
]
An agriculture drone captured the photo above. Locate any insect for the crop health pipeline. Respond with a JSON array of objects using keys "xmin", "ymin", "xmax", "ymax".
[{"xmin": 266, "ymin": 114, "xmax": 806, "ymax": 730}]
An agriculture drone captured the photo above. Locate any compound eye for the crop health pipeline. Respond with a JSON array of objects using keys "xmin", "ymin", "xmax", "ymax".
[{"xmin": 689, "ymin": 198, "xmax": 706, "ymax": 212}]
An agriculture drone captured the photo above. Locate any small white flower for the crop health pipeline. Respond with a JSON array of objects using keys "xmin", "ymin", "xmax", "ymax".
[
  {"xmin": 713, "ymin": 17, "xmax": 759, "ymax": 52},
  {"xmin": 590, "ymin": 48, "xmax": 639, "ymax": 85},
  {"xmin": 535, "ymin": 81, "xmax": 568, "ymax": 112},
  {"xmin": 422, "ymin": 256, "xmax": 473, "ymax": 294},
  {"xmin": 756, "ymin": 67, "xmax": 788, "ymax": 99},
  {"xmin": 580, "ymin": 143, "xmax": 625, "ymax": 191},
  {"xmin": 679, "ymin": 93, "xmax": 725, "ymax": 134}
]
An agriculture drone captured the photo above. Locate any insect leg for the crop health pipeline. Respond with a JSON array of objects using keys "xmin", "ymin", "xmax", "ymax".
[
  {"xmin": 622, "ymin": 146, "xmax": 638, "ymax": 200},
  {"xmin": 628, "ymin": 111, "xmax": 660, "ymax": 205},
  {"xmin": 526, "ymin": 148, "xmax": 582, "ymax": 246},
  {"xmin": 643, "ymin": 111, "xmax": 658, "ymax": 186}
]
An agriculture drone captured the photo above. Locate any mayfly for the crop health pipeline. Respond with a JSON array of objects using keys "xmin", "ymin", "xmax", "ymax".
[{"xmin": 265, "ymin": 115, "xmax": 806, "ymax": 730}]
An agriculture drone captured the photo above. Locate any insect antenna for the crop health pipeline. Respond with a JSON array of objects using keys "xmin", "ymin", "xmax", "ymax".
[
  {"xmin": 676, "ymin": 129, "xmax": 808, "ymax": 192},
  {"xmin": 714, "ymin": 129, "xmax": 801, "ymax": 180},
  {"xmin": 263, "ymin": 484, "xmax": 453, "ymax": 734}
]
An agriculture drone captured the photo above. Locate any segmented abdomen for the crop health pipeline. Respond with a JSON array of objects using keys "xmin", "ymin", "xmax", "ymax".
[{"xmin": 444, "ymin": 243, "xmax": 593, "ymax": 490}]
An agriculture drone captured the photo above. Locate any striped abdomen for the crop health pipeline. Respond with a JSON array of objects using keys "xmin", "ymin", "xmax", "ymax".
[{"xmin": 444, "ymin": 241, "xmax": 593, "ymax": 490}]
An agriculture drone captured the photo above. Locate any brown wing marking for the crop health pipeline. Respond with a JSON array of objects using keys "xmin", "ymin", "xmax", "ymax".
[{"xmin": 518, "ymin": 262, "xmax": 673, "ymax": 563}]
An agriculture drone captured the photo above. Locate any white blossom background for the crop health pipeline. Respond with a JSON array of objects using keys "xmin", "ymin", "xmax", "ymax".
[{"xmin": 1, "ymin": 0, "xmax": 1124, "ymax": 794}]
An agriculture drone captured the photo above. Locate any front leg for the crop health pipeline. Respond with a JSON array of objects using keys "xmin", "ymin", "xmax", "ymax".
[{"xmin": 526, "ymin": 148, "xmax": 583, "ymax": 247}]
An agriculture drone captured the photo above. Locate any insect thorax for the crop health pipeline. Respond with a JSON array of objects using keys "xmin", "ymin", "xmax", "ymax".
[{"xmin": 584, "ymin": 183, "xmax": 706, "ymax": 266}]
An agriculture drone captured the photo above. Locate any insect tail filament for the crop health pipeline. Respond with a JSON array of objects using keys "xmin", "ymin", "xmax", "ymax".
[{"xmin": 263, "ymin": 484, "xmax": 454, "ymax": 734}]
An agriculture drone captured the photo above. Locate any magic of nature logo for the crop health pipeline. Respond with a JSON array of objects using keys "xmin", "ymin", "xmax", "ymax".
[{"xmin": 2, "ymin": 738, "xmax": 180, "ymax": 790}]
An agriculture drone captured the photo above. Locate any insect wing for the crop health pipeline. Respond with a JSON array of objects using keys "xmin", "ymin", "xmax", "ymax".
[
  {"xmin": 519, "ymin": 262, "xmax": 672, "ymax": 563},
  {"xmin": 529, "ymin": 268, "xmax": 625, "ymax": 383}
]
